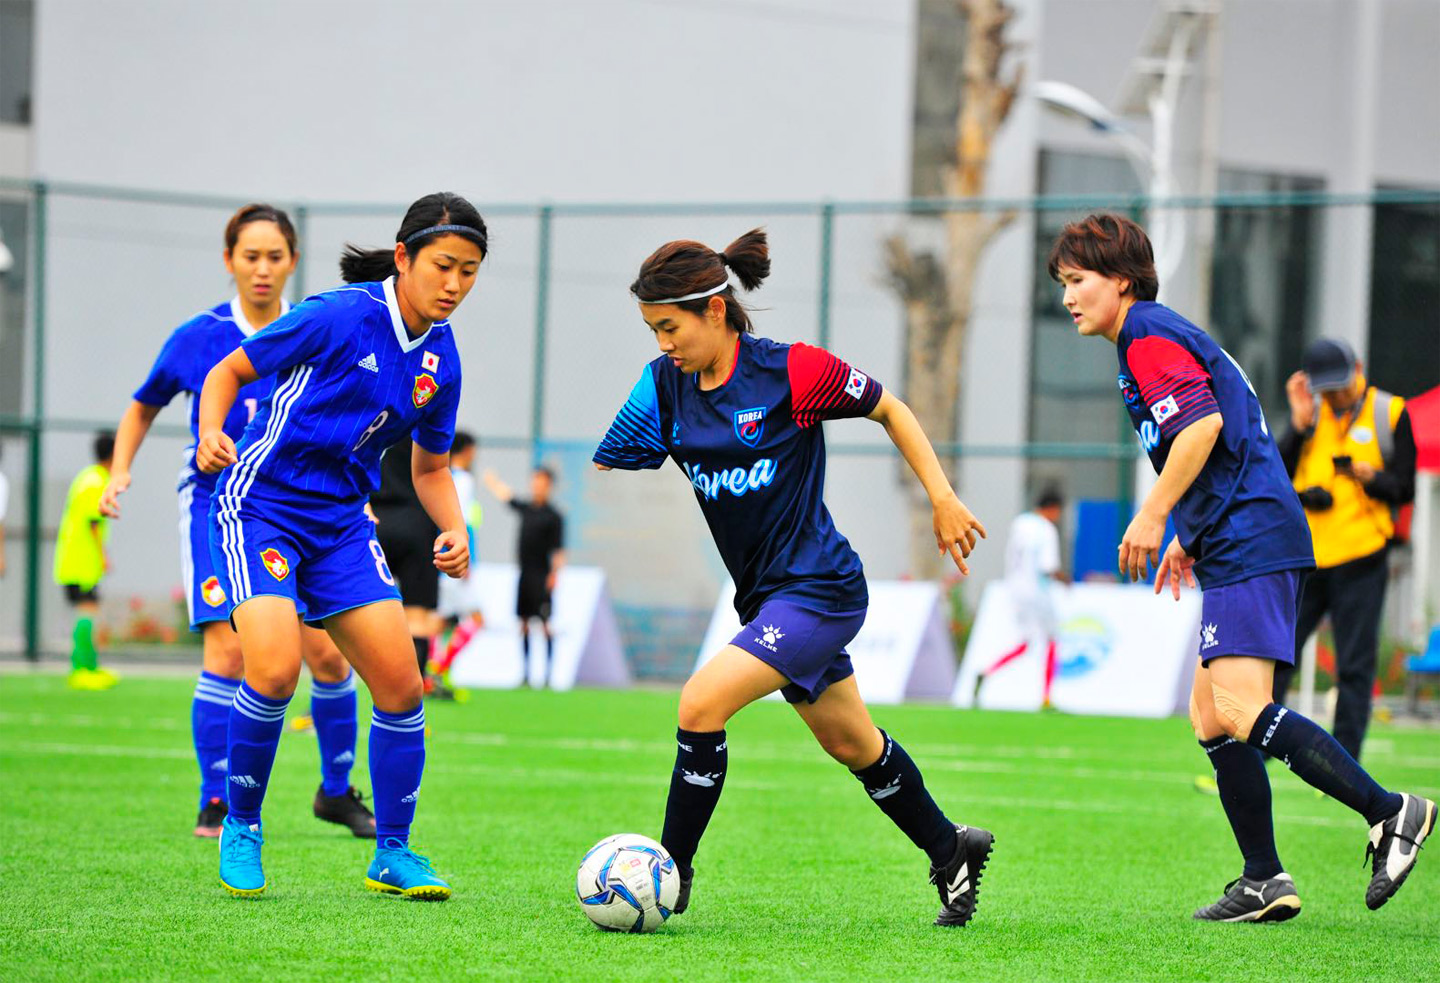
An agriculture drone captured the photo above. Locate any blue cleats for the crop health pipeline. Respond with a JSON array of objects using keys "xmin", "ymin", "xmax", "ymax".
[
  {"xmin": 365, "ymin": 838, "xmax": 452, "ymax": 901},
  {"xmin": 219, "ymin": 815, "xmax": 266, "ymax": 897}
]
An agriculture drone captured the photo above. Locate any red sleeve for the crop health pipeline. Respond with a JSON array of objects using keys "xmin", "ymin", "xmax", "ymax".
[
  {"xmin": 787, "ymin": 343, "xmax": 883, "ymax": 428},
  {"xmin": 1127, "ymin": 335, "xmax": 1220, "ymax": 438}
]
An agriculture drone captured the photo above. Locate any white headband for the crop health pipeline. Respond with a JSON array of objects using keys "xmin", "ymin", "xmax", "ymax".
[{"xmin": 636, "ymin": 279, "xmax": 733, "ymax": 305}]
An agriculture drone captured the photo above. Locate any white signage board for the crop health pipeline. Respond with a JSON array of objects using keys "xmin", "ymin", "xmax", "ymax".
[
  {"xmin": 448, "ymin": 563, "xmax": 629, "ymax": 690},
  {"xmin": 696, "ymin": 581, "xmax": 956, "ymax": 704},
  {"xmin": 953, "ymin": 581, "xmax": 1200, "ymax": 717}
]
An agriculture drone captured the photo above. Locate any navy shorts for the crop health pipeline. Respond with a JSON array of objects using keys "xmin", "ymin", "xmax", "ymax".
[
  {"xmin": 729, "ymin": 598, "xmax": 866, "ymax": 704},
  {"xmin": 1198, "ymin": 569, "xmax": 1305, "ymax": 668},
  {"xmin": 209, "ymin": 489, "xmax": 400, "ymax": 626}
]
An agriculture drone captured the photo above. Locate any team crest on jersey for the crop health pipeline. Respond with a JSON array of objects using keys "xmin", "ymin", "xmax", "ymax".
[
  {"xmin": 200, "ymin": 576, "xmax": 227, "ymax": 607},
  {"xmin": 412, "ymin": 373, "xmax": 439, "ymax": 408},
  {"xmin": 1117, "ymin": 374, "xmax": 1143, "ymax": 411},
  {"xmin": 260, "ymin": 548, "xmax": 290, "ymax": 581},
  {"xmin": 734, "ymin": 407, "xmax": 766, "ymax": 447}
]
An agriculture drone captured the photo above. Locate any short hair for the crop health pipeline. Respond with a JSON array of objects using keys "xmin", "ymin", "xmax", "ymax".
[
  {"xmin": 94, "ymin": 430, "xmax": 116, "ymax": 462},
  {"xmin": 450, "ymin": 431, "xmax": 476, "ymax": 455},
  {"xmin": 534, "ymin": 465, "xmax": 556, "ymax": 484},
  {"xmin": 1037, "ymin": 487, "xmax": 1064, "ymax": 511},
  {"xmin": 1046, "ymin": 213, "xmax": 1159, "ymax": 301}
]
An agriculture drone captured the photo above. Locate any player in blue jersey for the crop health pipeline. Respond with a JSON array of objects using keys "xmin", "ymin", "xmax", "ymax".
[
  {"xmin": 100, "ymin": 204, "xmax": 374, "ymax": 840},
  {"xmin": 1051, "ymin": 213, "xmax": 1434, "ymax": 922},
  {"xmin": 594, "ymin": 230, "xmax": 994, "ymax": 927},
  {"xmin": 194, "ymin": 192, "xmax": 485, "ymax": 901}
]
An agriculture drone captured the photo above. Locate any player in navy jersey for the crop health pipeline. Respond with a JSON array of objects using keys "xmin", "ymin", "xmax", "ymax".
[
  {"xmin": 595, "ymin": 229, "xmax": 994, "ymax": 927},
  {"xmin": 100, "ymin": 204, "xmax": 373, "ymax": 840},
  {"xmin": 1051, "ymin": 213, "xmax": 1433, "ymax": 922},
  {"xmin": 194, "ymin": 192, "xmax": 485, "ymax": 901}
]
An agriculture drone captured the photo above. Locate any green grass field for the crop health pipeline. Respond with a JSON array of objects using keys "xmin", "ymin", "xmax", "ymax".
[{"xmin": 1, "ymin": 670, "xmax": 1436, "ymax": 983}]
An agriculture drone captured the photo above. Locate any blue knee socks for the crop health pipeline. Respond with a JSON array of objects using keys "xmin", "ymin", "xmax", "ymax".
[
  {"xmin": 226, "ymin": 681, "xmax": 290, "ymax": 825},
  {"xmin": 311, "ymin": 671, "xmax": 358, "ymax": 797},
  {"xmin": 192, "ymin": 672, "xmax": 239, "ymax": 809},
  {"xmin": 369, "ymin": 705, "xmax": 426, "ymax": 846}
]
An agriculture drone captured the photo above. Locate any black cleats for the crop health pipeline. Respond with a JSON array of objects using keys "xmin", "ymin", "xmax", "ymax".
[
  {"xmin": 313, "ymin": 785, "xmax": 377, "ymax": 838},
  {"xmin": 194, "ymin": 796, "xmax": 227, "ymax": 838},
  {"xmin": 1192, "ymin": 873, "xmax": 1301, "ymax": 923},
  {"xmin": 1365, "ymin": 793, "xmax": 1436, "ymax": 910},
  {"xmin": 929, "ymin": 824, "xmax": 993, "ymax": 927},
  {"xmin": 673, "ymin": 868, "xmax": 693, "ymax": 915}
]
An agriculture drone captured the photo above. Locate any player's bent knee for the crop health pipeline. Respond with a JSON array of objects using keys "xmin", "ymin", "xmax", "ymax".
[
  {"xmin": 677, "ymin": 684, "xmax": 729, "ymax": 733},
  {"xmin": 303, "ymin": 644, "xmax": 350, "ymax": 683},
  {"xmin": 1210, "ymin": 682, "xmax": 1262, "ymax": 741},
  {"xmin": 245, "ymin": 667, "xmax": 300, "ymax": 700}
]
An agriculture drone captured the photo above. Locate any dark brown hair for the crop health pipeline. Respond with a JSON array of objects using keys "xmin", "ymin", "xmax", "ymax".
[
  {"xmin": 339, "ymin": 192, "xmax": 488, "ymax": 284},
  {"xmin": 224, "ymin": 203, "xmax": 298, "ymax": 257},
  {"xmin": 1046, "ymin": 213, "xmax": 1158, "ymax": 301},
  {"xmin": 630, "ymin": 228, "xmax": 770, "ymax": 334}
]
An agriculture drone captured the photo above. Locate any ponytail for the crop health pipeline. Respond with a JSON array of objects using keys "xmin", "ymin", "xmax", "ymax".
[
  {"xmin": 339, "ymin": 192, "xmax": 489, "ymax": 285},
  {"xmin": 631, "ymin": 227, "xmax": 770, "ymax": 334}
]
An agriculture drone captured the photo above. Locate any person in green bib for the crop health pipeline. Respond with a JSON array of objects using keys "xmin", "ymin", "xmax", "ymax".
[{"xmin": 55, "ymin": 432, "xmax": 118, "ymax": 690}]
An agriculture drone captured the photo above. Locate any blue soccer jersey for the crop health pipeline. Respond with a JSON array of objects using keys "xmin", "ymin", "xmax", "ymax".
[
  {"xmin": 1116, "ymin": 302, "xmax": 1313, "ymax": 587},
  {"xmin": 594, "ymin": 334, "xmax": 882, "ymax": 622},
  {"xmin": 133, "ymin": 298, "xmax": 286, "ymax": 495},
  {"xmin": 226, "ymin": 277, "xmax": 462, "ymax": 504}
]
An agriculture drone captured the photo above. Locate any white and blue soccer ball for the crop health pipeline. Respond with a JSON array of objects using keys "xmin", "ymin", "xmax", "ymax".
[{"xmin": 575, "ymin": 833, "xmax": 680, "ymax": 933}]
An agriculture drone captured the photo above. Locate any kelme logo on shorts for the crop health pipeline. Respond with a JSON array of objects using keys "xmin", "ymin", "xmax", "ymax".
[
  {"xmin": 412, "ymin": 373, "xmax": 439, "ymax": 408},
  {"xmin": 201, "ymin": 576, "xmax": 227, "ymax": 607},
  {"xmin": 260, "ymin": 548, "xmax": 290, "ymax": 581}
]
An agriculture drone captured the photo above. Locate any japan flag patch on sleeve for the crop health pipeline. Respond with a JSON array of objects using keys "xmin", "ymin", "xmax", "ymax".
[
  {"xmin": 1151, "ymin": 395, "xmax": 1180, "ymax": 425},
  {"xmin": 845, "ymin": 367, "xmax": 869, "ymax": 400},
  {"xmin": 421, "ymin": 351, "xmax": 440, "ymax": 372}
]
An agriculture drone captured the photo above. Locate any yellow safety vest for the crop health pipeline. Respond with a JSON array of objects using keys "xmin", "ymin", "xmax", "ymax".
[{"xmin": 1292, "ymin": 386, "xmax": 1404, "ymax": 568}]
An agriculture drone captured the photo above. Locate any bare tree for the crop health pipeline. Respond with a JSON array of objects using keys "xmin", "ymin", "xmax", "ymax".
[{"xmin": 886, "ymin": 0, "xmax": 1023, "ymax": 578}]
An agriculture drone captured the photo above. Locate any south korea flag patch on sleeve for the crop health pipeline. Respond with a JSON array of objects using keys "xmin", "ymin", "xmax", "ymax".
[
  {"xmin": 421, "ymin": 351, "xmax": 440, "ymax": 372},
  {"xmin": 845, "ymin": 367, "xmax": 869, "ymax": 400},
  {"xmin": 1151, "ymin": 395, "xmax": 1180, "ymax": 425}
]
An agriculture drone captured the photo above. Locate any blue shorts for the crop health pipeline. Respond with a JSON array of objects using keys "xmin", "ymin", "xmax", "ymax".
[
  {"xmin": 1198, "ymin": 569, "xmax": 1305, "ymax": 668},
  {"xmin": 209, "ymin": 489, "xmax": 399, "ymax": 626},
  {"xmin": 729, "ymin": 598, "xmax": 866, "ymax": 704}
]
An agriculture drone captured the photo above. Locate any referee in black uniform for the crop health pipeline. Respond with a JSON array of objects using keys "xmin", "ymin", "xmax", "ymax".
[{"xmin": 484, "ymin": 466, "xmax": 566, "ymax": 687}]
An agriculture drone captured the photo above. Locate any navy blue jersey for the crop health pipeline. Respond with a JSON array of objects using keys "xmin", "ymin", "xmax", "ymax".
[
  {"xmin": 1116, "ymin": 302, "xmax": 1313, "ymax": 587},
  {"xmin": 224, "ymin": 277, "xmax": 461, "ymax": 504},
  {"xmin": 594, "ymin": 334, "xmax": 882, "ymax": 622},
  {"xmin": 133, "ymin": 298, "xmax": 285, "ymax": 495}
]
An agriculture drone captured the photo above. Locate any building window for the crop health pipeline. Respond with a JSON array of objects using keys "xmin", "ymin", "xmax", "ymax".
[
  {"xmin": 0, "ymin": 1, "xmax": 34, "ymax": 125},
  {"xmin": 1369, "ymin": 196, "xmax": 1440, "ymax": 398}
]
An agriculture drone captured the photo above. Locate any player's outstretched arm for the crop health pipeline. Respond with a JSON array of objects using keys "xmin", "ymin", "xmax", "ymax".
[
  {"xmin": 1118, "ymin": 412, "xmax": 1222, "ymax": 582},
  {"xmin": 866, "ymin": 389, "xmax": 986, "ymax": 575},
  {"xmin": 414, "ymin": 443, "xmax": 469, "ymax": 580},
  {"xmin": 482, "ymin": 468, "xmax": 515, "ymax": 501},
  {"xmin": 100, "ymin": 401, "xmax": 163, "ymax": 518},
  {"xmin": 196, "ymin": 348, "xmax": 259, "ymax": 474}
]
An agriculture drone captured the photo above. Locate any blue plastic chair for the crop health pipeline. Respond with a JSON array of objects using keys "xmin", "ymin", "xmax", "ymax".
[{"xmin": 1405, "ymin": 626, "xmax": 1440, "ymax": 713}]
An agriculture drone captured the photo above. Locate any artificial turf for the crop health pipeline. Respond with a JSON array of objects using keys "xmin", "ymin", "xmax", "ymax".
[{"xmin": 1, "ymin": 670, "xmax": 1436, "ymax": 982}]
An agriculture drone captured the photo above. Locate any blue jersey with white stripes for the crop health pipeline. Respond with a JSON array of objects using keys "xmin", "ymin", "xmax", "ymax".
[
  {"xmin": 593, "ymin": 333, "xmax": 882, "ymax": 623},
  {"xmin": 133, "ymin": 298, "xmax": 285, "ymax": 496},
  {"xmin": 221, "ymin": 277, "xmax": 462, "ymax": 505}
]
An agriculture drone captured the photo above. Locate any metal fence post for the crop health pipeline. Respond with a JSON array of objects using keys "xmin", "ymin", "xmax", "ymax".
[
  {"xmin": 23, "ymin": 182, "xmax": 48, "ymax": 661},
  {"xmin": 531, "ymin": 204, "xmax": 553, "ymax": 466},
  {"xmin": 817, "ymin": 201, "xmax": 834, "ymax": 349},
  {"xmin": 292, "ymin": 203, "xmax": 309, "ymax": 302}
]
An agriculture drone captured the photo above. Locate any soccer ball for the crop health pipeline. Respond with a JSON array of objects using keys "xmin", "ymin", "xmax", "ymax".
[{"xmin": 575, "ymin": 833, "xmax": 680, "ymax": 933}]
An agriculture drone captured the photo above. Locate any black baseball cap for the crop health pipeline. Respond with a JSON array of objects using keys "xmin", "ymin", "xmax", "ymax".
[{"xmin": 1302, "ymin": 338, "xmax": 1358, "ymax": 392}]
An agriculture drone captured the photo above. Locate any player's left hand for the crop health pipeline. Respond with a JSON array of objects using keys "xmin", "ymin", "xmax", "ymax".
[
  {"xmin": 1118, "ymin": 507, "xmax": 1166, "ymax": 582},
  {"xmin": 1153, "ymin": 536, "xmax": 1197, "ymax": 600},
  {"xmin": 1350, "ymin": 460, "xmax": 1377, "ymax": 483},
  {"xmin": 933, "ymin": 493, "xmax": 987, "ymax": 576},
  {"xmin": 433, "ymin": 529, "xmax": 469, "ymax": 579}
]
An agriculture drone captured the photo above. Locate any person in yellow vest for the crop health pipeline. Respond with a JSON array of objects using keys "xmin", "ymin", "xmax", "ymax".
[
  {"xmin": 1275, "ymin": 338, "xmax": 1416, "ymax": 758},
  {"xmin": 54, "ymin": 432, "xmax": 120, "ymax": 690}
]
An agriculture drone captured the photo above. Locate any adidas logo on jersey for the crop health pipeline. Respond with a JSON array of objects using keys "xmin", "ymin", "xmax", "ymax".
[{"xmin": 358, "ymin": 353, "xmax": 379, "ymax": 373}]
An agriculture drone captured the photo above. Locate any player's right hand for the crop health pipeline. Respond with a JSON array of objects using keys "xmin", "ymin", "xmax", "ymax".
[
  {"xmin": 1153, "ymin": 536, "xmax": 1196, "ymax": 601},
  {"xmin": 99, "ymin": 472, "xmax": 131, "ymax": 518},
  {"xmin": 196, "ymin": 432, "xmax": 238, "ymax": 474}
]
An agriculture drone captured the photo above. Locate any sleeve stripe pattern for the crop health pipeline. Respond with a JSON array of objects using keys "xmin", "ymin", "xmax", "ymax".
[
  {"xmin": 593, "ymin": 366, "xmax": 668, "ymax": 470},
  {"xmin": 788, "ymin": 343, "xmax": 882, "ymax": 428},
  {"xmin": 1128, "ymin": 335, "xmax": 1220, "ymax": 438}
]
